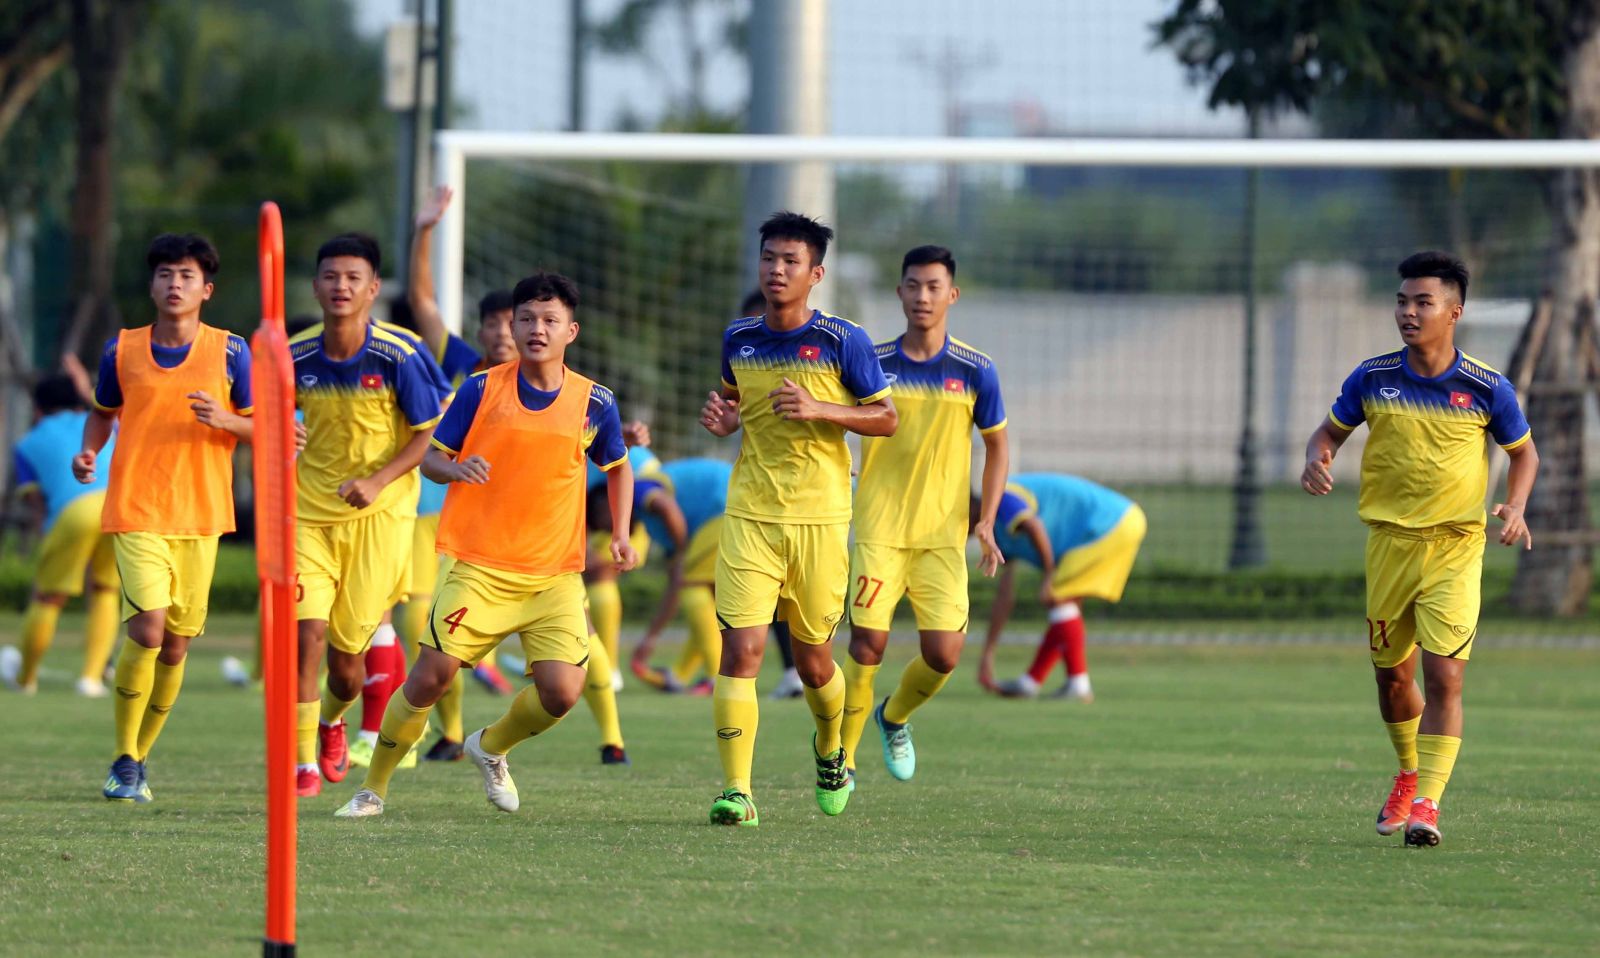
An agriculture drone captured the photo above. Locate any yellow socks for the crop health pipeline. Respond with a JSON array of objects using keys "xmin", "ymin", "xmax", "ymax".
[
  {"xmin": 319, "ymin": 685, "xmax": 356, "ymax": 726},
  {"xmin": 587, "ymin": 579, "xmax": 623, "ymax": 669},
  {"xmin": 885, "ymin": 655, "xmax": 951, "ymax": 726},
  {"xmin": 135, "ymin": 656, "xmax": 186, "ymax": 760},
  {"xmin": 840, "ymin": 658, "xmax": 880, "ymax": 766},
  {"xmin": 672, "ymin": 585, "xmax": 720, "ymax": 683},
  {"xmin": 296, "ymin": 701, "xmax": 319, "ymax": 766},
  {"xmin": 364, "ymin": 690, "xmax": 432, "ymax": 799},
  {"xmin": 19, "ymin": 601, "xmax": 61, "ymax": 688},
  {"xmin": 83, "ymin": 589, "xmax": 120, "ymax": 682},
  {"xmin": 397, "ymin": 599, "xmax": 428, "ymax": 664},
  {"xmin": 1385, "ymin": 716, "xmax": 1421, "ymax": 771},
  {"xmin": 713, "ymin": 675, "xmax": 758, "ymax": 794},
  {"xmin": 436, "ymin": 671, "xmax": 465, "ymax": 742},
  {"xmin": 583, "ymin": 636, "xmax": 624, "ymax": 747},
  {"xmin": 802, "ymin": 664, "xmax": 846, "ymax": 757},
  {"xmin": 112, "ymin": 640, "xmax": 159, "ymax": 758},
  {"xmin": 1416, "ymin": 734, "xmax": 1462, "ymax": 802},
  {"xmin": 481, "ymin": 685, "xmax": 564, "ymax": 754}
]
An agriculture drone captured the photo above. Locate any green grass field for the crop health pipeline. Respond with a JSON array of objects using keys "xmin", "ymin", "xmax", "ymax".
[{"xmin": 2, "ymin": 615, "xmax": 1596, "ymax": 957}]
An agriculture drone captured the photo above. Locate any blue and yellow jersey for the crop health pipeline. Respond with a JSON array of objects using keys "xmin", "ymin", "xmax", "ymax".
[
  {"xmin": 432, "ymin": 367, "xmax": 627, "ymax": 472},
  {"xmin": 14, "ymin": 411, "xmax": 112, "ymax": 532},
  {"xmin": 94, "ymin": 330, "xmax": 253, "ymax": 413},
  {"xmin": 720, "ymin": 310, "xmax": 891, "ymax": 524},
  {"xmin": 1329, "ymin": 348, "xmax": 1531, "ymax": 532},
  {"xmin": 854, "ymin": 335, "xmax": 1005, "ymax": 549},
  {"xmin": 994, "ymin": 473, "xmax": 1134, "ymax": 568},
  {"xmin": 637, "ymin": 457, "xmax": 732, "ymax": 557},
  {"xmin": 417, "ymin": 332, "xmax": 487, "ymax": 517},
  {"xmin": 291, "ymin": 322, "xmax": 448, "ymax": 525}
]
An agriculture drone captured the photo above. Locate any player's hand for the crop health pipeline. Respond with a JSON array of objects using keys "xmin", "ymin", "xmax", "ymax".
[
  {"xmin": 416, "ymin": 184, "xmax": 453, "ymax": 230},
  {"xmin": 611, "ymin": 535, "xmax": 639, "ymax": 572},
  {"xmin": 973, "ymin": 519, "xmax": 1004, "ymax": 577},
  {"xmin": 293, "ymin": 420, "xmax": 308, "ymax": 453},
  {"xmin": 1038, "ymin": 579, "xmax": 1056, "ymax": 608},
  {"xmin": 769, "ymin": 377, "xmax": 821, "ymax": 421},
  {"xmin": 338, "ymin": 476, "xmax": 382, "ymax": 509},
  {"xmin": 450, "ymin": 455, "xmax": 491, "ymax": 485},
  {"xmin": 72, "ymin": 450, "xmax": 96, "ymax": 484},
  {"xmin": 700, "ymin": 391, "xmax": 740, "ymax": 437},
  {"xmin": 1301, "ymin": 448, "xmax": 1335, "ymax": 495},
  {"xmin": 1492, "ymin": 502, "xmax": 1533, "ymax": 550},
  {"xmin": 622, "ymin": 420, "xmax": 651, "ymax": 448},
  {"xmin": 187, "ymin": 390, "xmax": 231, "ymax": 430},
  {"xmin": 977, "ymin": 651, "xmax": 998, "ymax": 693}
]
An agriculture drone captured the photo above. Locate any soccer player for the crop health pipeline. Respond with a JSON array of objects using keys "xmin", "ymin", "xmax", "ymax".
[
  {"xmin": 1301, "ymin": 251, "xmax": 1537, "ymax": 848},
  {"xmin": 841, "ymin": 245, "xmax": 1008, "ymax": 786},
  {"xmin": 585, "ymin": 441, "xmax": 660, "ymax": 691},
  {"xmin": 291, "ymin": 232, "xmax": 447, "ymax": 798},
  {"xmin": 699, "ymin": 211, "xmax": 896, "ymax": 826},
  {"xmin": 628, "ymin": 456, "xmax": 734, "ymax": 693},
  {"xmin": 0, "ymin": 375, "xmax": 120, "ymax": 697},
  {"xmin": 334, "ymin": 270, "xmax": 637, "ymax": 818},
  {"xmin": 978, "ymin": 474, "xmax": 1147, "ymax": 702},
  {"xmin": 75, "ymin": 233, "xmax": 254, "ymax": 802}
]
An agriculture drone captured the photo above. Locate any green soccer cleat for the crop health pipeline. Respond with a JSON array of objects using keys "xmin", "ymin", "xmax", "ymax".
[
  {"xmin": 813, "ymin": 733, "xmax": 851, "ymax": 816},
  {"xmin": 874, "ymin": 698, "xmax": 916, "ymax": 781},
  {"xmin": 348, "ymin": 735, "xmax": 374, "ymax": 769},
  {"xmin": 708, "ymin": 788, "xmax": 759, "ymax": 826}
]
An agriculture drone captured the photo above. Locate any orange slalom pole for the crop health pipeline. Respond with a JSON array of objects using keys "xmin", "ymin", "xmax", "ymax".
[{"xmin": 254, "ymin": 201, "xmax": 298, "ymax": 958}]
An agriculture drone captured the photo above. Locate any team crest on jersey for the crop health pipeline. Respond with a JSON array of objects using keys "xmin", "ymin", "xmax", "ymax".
[
  {"xmin": 798, "ymin": 345, "xmax": 820, "ymax": 361},
  {"xmin": 1379, "ymin": 387, "xmax": 1400, "ymax": 399},
  {"xmin": 944, "ymin": 377, "xmax": 964, "ymax": 392},
  {"xmin": 300, "ymin": 374, "xmax": 318, "ymax": 387},
  {"xmin": 1450, "ymin": 391, "xmax": 1473, "ymax": 408},
  {"xmin": 740, "ymin": 345, "xmax": 755, "ymax": 357},
  {"xmin": 884, "ymin": 373, "xmax": 898, "ymax": 384},
  {"xmin": 360, "ymin": 374, "xmax": 383, "ymax": 390}
]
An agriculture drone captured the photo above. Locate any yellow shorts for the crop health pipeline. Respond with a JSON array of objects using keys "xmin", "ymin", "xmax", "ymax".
[
  {"xmin": 409, "ymin": 512, "xmax": 442, "ymax": 601},
  {"xmin": 1365, "ymin": 526, "xmax": 1483, "ymax": 668},
  {"xmin": 714, "ymin": 515, "xmax": 848, "ymax": 644},
  {"xmin": 35, "ymin": 492, "xmax": 118, "ymax": 597},
  {"xmin": 1050, "ymin": 505, "xmax": 1147, "ymax": 603},
  {"xmin": 113, "ymin": 532, "xmax": 219, "ymax": 637},
  {"xmin": 681, "ymin": 516, "xmax": 723, "ymax": 585},
  {"xmin": 847, "ymin": 541, "xmax": 968, "ymax": 632},
  {"xmin": 428, "ymin": 561, "xmax": 589, "ymax": 670},
  {"xmin": 296, "ymin": 510, "xmax": 413, "ymax": 654},
  {"xmin": 588, "ymin": 525, "xmax": 651, "ymax": 568}
]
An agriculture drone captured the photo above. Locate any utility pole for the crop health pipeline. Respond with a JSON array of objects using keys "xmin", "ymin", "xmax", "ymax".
[
  {"xmin": 905, "ymin": 38, "xmax": 994, "ymax": 221},
  {"xmin": 1228, "ymin": 108, "xmax": 1267, "ymax": 570},
  {"xmin": 569, "ymin": 0, "xmax": 586, "ymax": 131},
  {"xmin": 744, "ymin": 0, "xmax": 831, "ymax": 287}
]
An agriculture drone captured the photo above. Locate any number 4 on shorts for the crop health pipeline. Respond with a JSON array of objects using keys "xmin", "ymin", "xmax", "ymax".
[{"xmin": 443, "ymin": 606, "xmax": 469, "ymax": 634}]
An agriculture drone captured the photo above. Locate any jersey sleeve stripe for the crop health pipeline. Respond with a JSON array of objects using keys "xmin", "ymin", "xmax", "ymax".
[
  {"xmin": 411, "ymin": 413, "xmax": 443, "ymax": 432},
  {"xmin": 429, "ymin": 436, "xmax": 459, "ymax": 455},
  {"xmin": 235, "ymin": 405, "xmax": 255, "ymax": 417},
  {"xmin": 596, "ymin": 454, "xmax": 628, "ymax": 473},
  {"xmin": 1499, "ymin": 429, "xmax": 1533, "ymax": 451},
  {"xmin": 721, "ymin": 378, "xmax": 738, "ymax": 393},
  {"xmin": 856, "ymin": 386, "xmax": 891, "ymax": 405},
  {"xmin": 978, "ymin": 418, "xmax": 1008, "ymax": 435},
  {"xmin": 91, "ymin": 397, "xmax": 120, "ymax": 412},
  {"xmin": 1327, "ymin": 410, "xmax": 1356, "ymax": 431}
]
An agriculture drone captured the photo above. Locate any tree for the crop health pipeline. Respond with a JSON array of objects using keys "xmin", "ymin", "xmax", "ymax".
[
  {"xmin": 1156, "ymin": 0, "xmax": 1600, "ymax": 615},
  {"xmin": 591, "ymin": 0, "xmax": 747, "ymax": 128}
]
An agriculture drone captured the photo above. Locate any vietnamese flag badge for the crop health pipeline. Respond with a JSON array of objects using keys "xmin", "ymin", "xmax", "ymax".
[
  {"xmin": 798, "ymin": 345, "xmax": 820, "ymax": 361},
  {"xmin": 944, "ymin": 377, "xmax": 965, "ymax": 393},
  {"xmin": 361, "ymin": 374, "xmax": 383, "ymax": 390},
  {"xmin": 1449, "ymin": 391, "xmax": 1472, "ymax": 409}
]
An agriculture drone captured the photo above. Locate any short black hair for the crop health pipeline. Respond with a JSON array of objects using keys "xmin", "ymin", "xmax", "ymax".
[
  {"xmin": 478, "ymin": 289, "xmax": 514, "ymax": 319},
  {"xmin": 316, "ymin": 232, "xmax": 381, "ymax": 274},
  {"xmin": 737, "ymin": 289, "xmax": 765, "ymax": 317},
  {"xmin": 33, "ymin": 375, "xmax": 84, "ymax": 415},
  {"xmin": 1397, "ymin": 251, "xmax": 1469, "ymax": 304},
  {"xmin": 901, "ymin": 245, "xmax": 957, "ymax": 280},
  {"xmin": 512, "ymin": 271, "xmax": 579, "ymax": 314},
  {"xmin": 147, "ymin": 233, "xmax": 220, "ymax": 281},
  {"xmin": 759, "ymin": 211, "xmax": 833, "ymax": 266},
  {"xmin": 386, "ymin": 296, "xmax": 417, "ymax": 332}
]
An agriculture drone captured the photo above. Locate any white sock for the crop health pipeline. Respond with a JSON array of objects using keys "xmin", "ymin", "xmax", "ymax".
[
  {"xmin": 371, "ymin": 623, "xmax": 397, "ymax": 648},
  {"xmin": 357, "ymin": 729, "xmax": 379, "ymax": 745},
  {"xmin": 1066, "ymin": 673, "xmax": 1091, "ymax": 695},
  {"xmin": 296, "ymin": 763, "xmax": 317, "ymax": 773}
]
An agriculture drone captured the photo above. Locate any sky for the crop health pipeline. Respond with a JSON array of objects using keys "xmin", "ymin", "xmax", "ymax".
[{"xmin": 352, "ymin": 0, "xmax": 1252, "ymax": 138}]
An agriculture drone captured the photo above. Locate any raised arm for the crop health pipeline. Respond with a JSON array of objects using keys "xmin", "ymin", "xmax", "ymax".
[{"xmin": 408, "ymin": 185, "xmax": 454, "ymax": 358}]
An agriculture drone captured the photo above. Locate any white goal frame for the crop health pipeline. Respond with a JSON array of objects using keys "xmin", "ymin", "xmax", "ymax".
[{"xmin": 431, "ymin": 131, "xmax": 1600, "ymax": 335}]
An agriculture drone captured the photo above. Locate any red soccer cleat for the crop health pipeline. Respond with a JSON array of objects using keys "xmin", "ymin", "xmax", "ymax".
[
  {"xmin": 318, "ymin": 720, "xmax": 349, "ymax": 783},
  {"xmin": 1405, "ymin": 797, "xmax": 1441, "ymax": 847},
  {"xmin": 1376, "ymin": 770, "xmax": 1417, "ymax": 836},
  {"xmin": 296, "ymin": 767, "xmax": 322, "ymax": 797}
]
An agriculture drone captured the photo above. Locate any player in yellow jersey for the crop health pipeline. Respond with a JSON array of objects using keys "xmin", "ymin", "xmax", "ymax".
[
  {"xmin": 76, "ymin": 233, "xmax": 256, "ymax": 802},
  {"xmin": 699, "ymin": 212, "xmax": 897, "ymax": 826},
  {"xmin": 335, "ymin": 270, "xmax": 637, "ymax": 817},
  {"xmin": 842, "ymin": 245, "xmax": 1008, "ymax": 788},
  {"xmin": 1302, "ymin": 251, "xmax": 1538, "ymax": 848},
  {"xmin": 291, "ymin": 232, "xmax": 448, "ymax": 798}
]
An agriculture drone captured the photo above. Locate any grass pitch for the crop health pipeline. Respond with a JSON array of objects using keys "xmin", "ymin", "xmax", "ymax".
[{"xmin": 1, "ymin": 615, "xmax": 1596, "ymax": 957}]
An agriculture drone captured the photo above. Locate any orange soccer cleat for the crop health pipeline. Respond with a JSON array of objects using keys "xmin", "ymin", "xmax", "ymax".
[
  {"xmin": 1376, "ymin": 770, "xmax": 1417, "ymax": 836},
  {"xmin": 317, "ymin": 720, "xmax": 349, "ymax": 783}
]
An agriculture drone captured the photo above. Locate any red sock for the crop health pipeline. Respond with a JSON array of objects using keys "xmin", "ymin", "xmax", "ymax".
[
  {"xmin": 1062, "ymin": 615, "xmax": 1088, "ymax": 677},
  {"xmin": 1026, "ymin": 623, "xmax": 1069, "ymax": 684},
  {"xmin": 360, "ymin": 643, "xmax": 403, "ymax": 734}
]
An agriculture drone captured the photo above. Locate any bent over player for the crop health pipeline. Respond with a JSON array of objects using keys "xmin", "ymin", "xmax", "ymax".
[{"xmin": 1302, "ymin": 251, "xmax": 1537, "ymax": 848}]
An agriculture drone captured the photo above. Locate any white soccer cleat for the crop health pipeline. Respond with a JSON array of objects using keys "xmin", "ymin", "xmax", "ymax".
[
  {"xmin": 220, "ymin": 656, "xmax": 252, "ymax": 688},
  {"xmin": 610, "ymin": 670, "xmax": 624, "ymax": 692},
  {"xmin": 75, "ymin": 677, "xmax": 107, "ymax": 698},
  {"xmin": 996, "ymin": 674, "xmax": 1041, "ymax": 699},
  {"xmin": 0, "ymin": 645, "xmax": 21, "ymax": 691},
  {"xmin": 1049, "ymin": 678, "xmax": 1094, "ymax": 704},
  {"xmin": 769, "ymin": 667, "xmax": 805, "ymax": 700},
  {"xmin": 334, "ymin": 788, "xmax": 386, "ymax": 818},
  {"xmin": 464, "ymin": 729, "xmax": 520, "ymax": 812}
]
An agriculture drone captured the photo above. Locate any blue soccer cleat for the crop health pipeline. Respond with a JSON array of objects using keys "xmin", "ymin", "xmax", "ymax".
[
  {"xmin": 103, "ymin": 754, "xmax": 142, "ymax": 803},
  {"xmin": 874, "ymin": 698, "xmax": 916, "ymax": 781}
]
